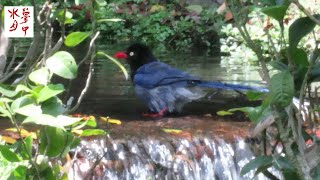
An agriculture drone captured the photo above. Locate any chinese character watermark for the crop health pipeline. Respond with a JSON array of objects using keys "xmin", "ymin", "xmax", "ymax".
[{"xmin": 4, "ymin": 6, "xmax": 34, "ymax": 38}]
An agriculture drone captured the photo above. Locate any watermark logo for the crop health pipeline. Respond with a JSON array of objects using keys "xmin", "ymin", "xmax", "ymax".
[{"xmin": 4, "ymin": 6, "xmax": 34, "ymax": 38}]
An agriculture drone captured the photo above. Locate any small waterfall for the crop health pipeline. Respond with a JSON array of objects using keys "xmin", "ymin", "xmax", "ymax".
[{"xmin": 68, "ymin": 135, "xmax": 282, "ymax": 180}]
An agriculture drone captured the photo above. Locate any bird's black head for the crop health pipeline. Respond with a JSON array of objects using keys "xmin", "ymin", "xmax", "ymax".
[{"xmin": 114, "ymin": 43, "xmax": 157, "ymax": 78}]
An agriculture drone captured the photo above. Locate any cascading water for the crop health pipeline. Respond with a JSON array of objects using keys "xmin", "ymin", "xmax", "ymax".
[{"xmin": 68, "ymin": 135, "xmax": 282, "ymax": 180}]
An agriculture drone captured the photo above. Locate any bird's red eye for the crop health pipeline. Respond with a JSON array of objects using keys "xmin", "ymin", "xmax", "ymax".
[{"xmin": 114, "ymin": 51, "xmax": 128, "ymax": 59}]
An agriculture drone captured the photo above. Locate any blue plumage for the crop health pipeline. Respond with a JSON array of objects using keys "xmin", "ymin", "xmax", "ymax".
[{"xmin": 114, "ymin": 43, "xmax": 268, "ymax": 117}]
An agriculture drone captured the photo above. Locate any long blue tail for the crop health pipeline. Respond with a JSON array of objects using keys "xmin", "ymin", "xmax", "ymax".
[{"xmin": 197, "ymin": 81, "xmax": 269, "ymax": 92}]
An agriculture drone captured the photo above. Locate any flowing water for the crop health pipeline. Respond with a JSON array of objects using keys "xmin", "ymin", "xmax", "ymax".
[{"xmin": 68, "ymin": 135, "xmax": 282, "ymax": 180}]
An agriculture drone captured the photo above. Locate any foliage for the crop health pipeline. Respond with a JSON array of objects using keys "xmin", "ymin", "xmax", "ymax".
[
  {"xmin": 84, "ymin": 1, "xmax": 224, "ymax": 52},
  {"xmin": 0, "ymin": 0, "xmax": 128, "ymax": 178},
  {"xmin": 219, "ymin": 0, "xmax": 320, "ymax": 179},
  {"xmin": 220, "ymin": 1, "xmax": 320, "ymax": 66}
]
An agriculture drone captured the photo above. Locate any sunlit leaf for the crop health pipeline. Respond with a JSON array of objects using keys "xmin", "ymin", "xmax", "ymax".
[
  {"xmin": 216, "ymin": 110, "xmax": 234, "ymax": 116},
  {"xmin": 9, "ymin": 165, "xmax": 27, "ymax": 179},
  {"xmin": 240, "ymin": 156, "xmax": 273, "ymax": 176},
  {"xmin": 97, "ymin": 18, "xmax": 124, "ymax": 23},
  {"xmin": 1, "ymin": 136, "xmax": 16, "ymax": 144},
  {"xmin": 95, "ymin": 0, "xmax": 107, "ymax": 6},
  {"xmin": 101, "ymin": 116, "xmax": 122, "ymax": 125},
  {"xmin": 72, "ymin": 129, "xmax": 83, "ymax": 136},
  {"xmin": 15, "ymin": 84, "xmax": 31, "ymax": 93},
  {"xmin": 65, "ymin": 32, "xmax": 91, "ymax": 47},
  {"xmin": 14, "ymin": 104, "xmax": 42, "ymax": 117},
  {"xmin": 163, "ymin": 128, "xmax": 183, "ymax": 134},
  {"xmin": 57, "ymin": 9, "xmax": 73, "ymax": 23},
  {"xmin": 23, "ymin": 114, "xmax": 82, "ymax": 129},
  {"xmin": 149, "ymin": 5, "xmax": 166, "ymax": 13},
  {"xmin": 5, "ymin": 128, "xmax": 33, "ymax": 138},
  {"xmin": 80, "ymin": 129, "xmax": 107, "ymax": 136},
  {"xmin": 28, "ymin": 67, "xmax": 51, "ymax": 85},
  {"xmin": 11, "ymin": 95, "xmax": 35, "ymax": 113},
  {"xmin": 0, "ymin": 84, "xmax": 18, "ymax": 97},
  {"xmin": 0, "ymin": 97, "xmax": 13, "ymax": 103},
  {"xmin": 37, "ymin": 84, "xmax": 64, "ymax": 103},
  {"xmin": 96, "ymin": 52, "xmax": 129, "ymax": 80},
  {"xmin": 85, "ymin": 118, "xmax": 97, "ymax": 127},
  {"xmin": 46, "ymin": 51, "xmax": 78, "ymax": 79}
]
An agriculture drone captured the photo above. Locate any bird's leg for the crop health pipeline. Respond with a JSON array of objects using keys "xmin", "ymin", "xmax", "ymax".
[{"xmin": 142, "ymin": 107, "xmax": 169, "ymax": 118}]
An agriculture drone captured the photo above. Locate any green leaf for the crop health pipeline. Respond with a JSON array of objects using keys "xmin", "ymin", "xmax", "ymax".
[
  {"xmin": 0, "ymin": 103, "xmax": 12, "ymax": 118},
  {"xmin": 240, "ymin": 156, "xmax": 273, "ymax": 176},
  {"xmin": 41, "ymin": 97, "xmax": 66, "ymax": 116},
  {"xmin": 0, "ymin": 84, "xmax": 18, "ymax": 97},
  {"xmin": 23, "ymin": 114, "xmax": 82, "ymax": 129},
  {"xmin": 274, "ymin": 156, "xmax": 300, "ymax": 180},
  {"xmin": 21, "ymin": 136, "xmax": 33, "ymax": 160},
  {"xmin": 14, "ymin": 104, "xmax": 42, "ymax": 117},
  {"xmin": 85, "ymin": 118, "xmax": 97, "ymax": 127},
  {"xmin": 216, "ymin": 110, "xmax": 234, "ymax": 116},
  {"xmin": 80, "ymin": 129, "xmax": 107, "ymax": 136},
  {"xmin": 39, "ymin": 127, "xmax": 77, "ymax": 157},
  {"xmin": 0, "ymin": 145, "xmax": 20, "ymax": 162},
  {"xmin": 95, "ymin": 0, "xmax": 107, "ymax": 6},
  {"xmin": 274, "ymin": 156, "xmax": 295, "ymax": 171},
  {"xmin": 269, "ymin": 60, "xmax": 288, "ymax": 71},
  {"xmin": 0, "ymin": 97, "xmax": 13, "ymax": 103},
  {"xmin": 9, "ymin": 166, "xmax": 27, "ymax": 180},
  {"xmin": 65, "ymin": 32, "xmax": 91, "ymax": 47},
  {"xmin": 37, "ymin": 84, "xmax": 64, "ymax": 103},
  {"xmin": 11, "ymin": 95, "xmax": 35, "ymax": 113},
  {"xmin": 289, "ymin": 15, "xmax": 320, "ymax": 48},
  {"xmin": 96, "ymin": 52, "xmax": 129, "ymax": 80},
  {"xmin": 46, "ymin": 51, "xmax": 78, "ymax": 79},
  {"xmin": 28, "ymin": 68, "xmax": 51, "ymax": 85},
  {"xmin": 15, "ymin": 85, "xmax": 31, "ymax": 93},
  {"xmin": 271, "ymin": 71, "xmax": 294, "ymax": 107},
  {"xmin": 97, "ymin": 18, "xmax": 124, "ymax": 23},
  {"xmin": 186, "ymin": 5, "xmax": 203, "ymax": 14},
  {"xmin": 56, "ymin": 9, "xmax": 73, "ymax": 24},
  {"xmin": 288, "ymin": 48, "xmax": 308, "ymax": 67},
  {"xmin": 247, "ymin": 91, "xmax": 265, "ymax": 101},
  {"xmin": 69, "ymin": 136, "xmax": 81, "ymax": 149},
  {"xmin": 262, "ymin": 5, "xmax": 289, "ymax": 22}
]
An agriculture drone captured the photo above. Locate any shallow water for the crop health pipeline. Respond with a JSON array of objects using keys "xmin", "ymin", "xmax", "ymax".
[{"xmin": 73, "ymin": 42, "xmax": 264, "ymax": 118}]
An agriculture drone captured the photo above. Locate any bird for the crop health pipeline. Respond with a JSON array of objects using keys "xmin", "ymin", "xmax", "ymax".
[{"xmin": 114, "ymin": 43, "xmax": 268, "ymax": 118}]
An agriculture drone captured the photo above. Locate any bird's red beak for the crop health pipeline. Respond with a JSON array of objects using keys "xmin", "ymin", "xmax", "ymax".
[{"xmin": 114, "ymin": 51, "xmax": 128, "ymax": 59}]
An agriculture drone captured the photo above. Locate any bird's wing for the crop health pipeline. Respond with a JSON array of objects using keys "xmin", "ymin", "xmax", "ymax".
[{"xmin": 133, "ymin": 61, "xmax": 199, "ymax": 89}]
